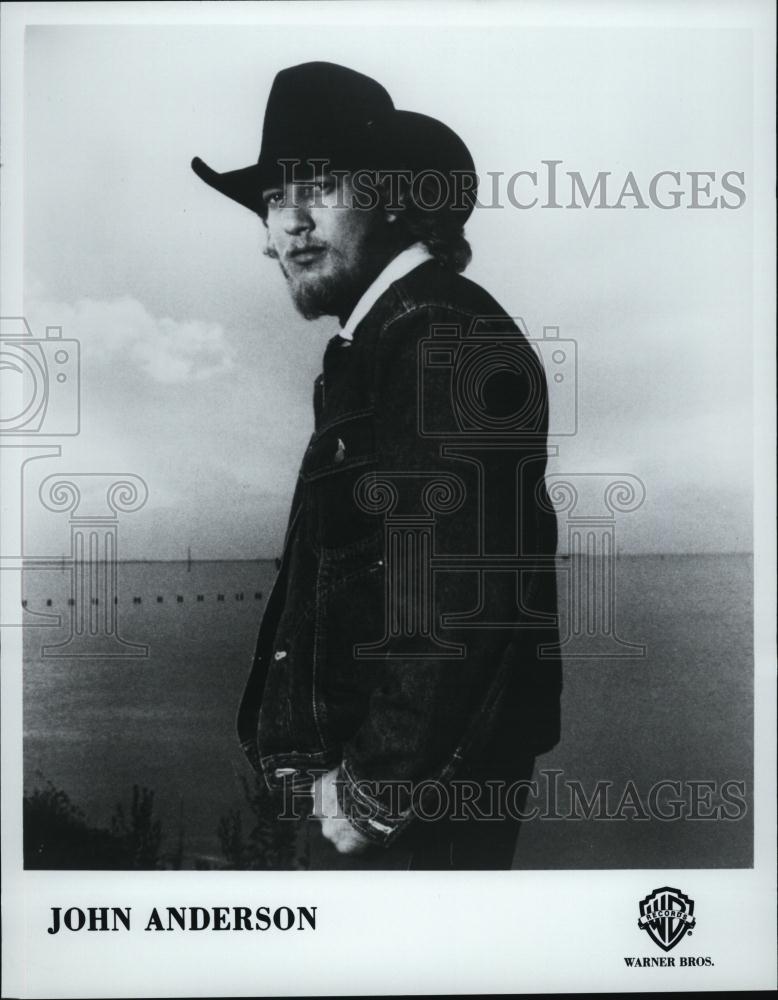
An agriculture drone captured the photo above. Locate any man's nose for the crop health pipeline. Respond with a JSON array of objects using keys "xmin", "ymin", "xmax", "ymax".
[{"xmin": 283, "ymin": 204, "xmax": 314, "ymax": 235}]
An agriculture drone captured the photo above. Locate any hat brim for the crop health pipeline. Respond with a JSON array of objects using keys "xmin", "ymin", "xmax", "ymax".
[
  {"xmin": 191, "ymin": 157, "xmax": 265, "ymax": 214},
  {"xmin": 191, "ymin": 154, "xmax": 358, "ymax": 215},
  {"xmin": 191, "ymin": 110, "xmax": 478, "ymax": 220}
]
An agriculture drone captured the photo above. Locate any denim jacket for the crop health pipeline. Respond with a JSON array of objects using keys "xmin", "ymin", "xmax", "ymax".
[{"xmin": 237, "ymin": 259, "xmax": 562, "ymax": 847}]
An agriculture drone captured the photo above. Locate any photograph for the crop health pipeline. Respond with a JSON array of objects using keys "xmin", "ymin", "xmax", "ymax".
[{"xmin": 1, "ymin": 1, "xmax": 775, "ymax": 996}]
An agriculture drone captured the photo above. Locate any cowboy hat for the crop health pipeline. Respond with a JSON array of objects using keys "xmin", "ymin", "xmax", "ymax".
[{"xmin": 191, "ymin": 61, "xmax": 477, "ymax": 219}]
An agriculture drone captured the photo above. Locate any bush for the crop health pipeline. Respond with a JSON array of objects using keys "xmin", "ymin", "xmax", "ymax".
[
  {"xmin": 217, "ymin": 773, "xmax": 298, "ymax": 869},
  {"xmin": 24, "ymin": 777, "xmax": 168, "ymax": 870}
]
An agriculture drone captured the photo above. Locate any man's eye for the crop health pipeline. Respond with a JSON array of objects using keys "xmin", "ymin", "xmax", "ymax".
[{"xmin": 263, "ymin": 191, "xmax": 284, "ymax": 207}]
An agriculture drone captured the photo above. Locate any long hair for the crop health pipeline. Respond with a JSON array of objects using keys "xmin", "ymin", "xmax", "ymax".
[{"xmin": 390, "ymin": 172, "xmax": 473, "ymax": 273}]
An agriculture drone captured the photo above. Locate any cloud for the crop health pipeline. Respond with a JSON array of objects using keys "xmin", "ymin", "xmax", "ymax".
[
  {"xmin": 18, "ymin": 274, "xmax": 311, "ymax": 559},
  {"xmin": 24, "ymin": 281, "xmax": 235, "ymax": 384}
]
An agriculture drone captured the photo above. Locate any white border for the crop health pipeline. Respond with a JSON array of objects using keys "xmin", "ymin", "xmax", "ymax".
[{"xmin": 2, "ymin": 1, "xmax": 775, "ymax": 996}]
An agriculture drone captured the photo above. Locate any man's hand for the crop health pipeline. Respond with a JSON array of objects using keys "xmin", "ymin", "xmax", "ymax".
[{"xmin": 311, "ymin": 768, "xmax": 371, "ymax": 855}]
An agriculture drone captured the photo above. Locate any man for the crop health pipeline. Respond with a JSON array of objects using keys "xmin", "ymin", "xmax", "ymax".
[{"xmin": 192, "ymin": 61, "xmax": 562, "ymax": 869}]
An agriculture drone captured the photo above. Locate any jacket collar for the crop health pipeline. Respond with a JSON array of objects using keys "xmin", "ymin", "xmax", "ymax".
[{"xmin": 340, "ymin": 242, "xmax": 432, "ymax": 341}]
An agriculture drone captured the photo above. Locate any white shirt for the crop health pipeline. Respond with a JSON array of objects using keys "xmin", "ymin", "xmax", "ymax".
[{"xmin": 339, "ymin": 242, "xmax": 432, "ymax": 341}]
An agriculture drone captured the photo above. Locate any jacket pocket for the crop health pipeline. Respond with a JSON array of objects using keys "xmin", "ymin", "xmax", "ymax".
[
  {"xmin": 312, "ymin": 532, "xmax": 387, "ymax": 745},
  {"xmin": 300, "ymin": 410, "xmax": 381, "ymax": 549}
]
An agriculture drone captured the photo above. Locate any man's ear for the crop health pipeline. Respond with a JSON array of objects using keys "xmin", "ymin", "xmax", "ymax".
[
  {"xmin": 262, "ymin": 222, "xmax": 280, "ymax": 260},
  {"xmin": 377, "ymin": 173, "xmax": 409, "ymax": 225}
]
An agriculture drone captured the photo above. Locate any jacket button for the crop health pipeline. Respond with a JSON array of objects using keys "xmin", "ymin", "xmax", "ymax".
[{"xmin": 273, "ymin": 650, "xmax": 287, "ymax": 661}]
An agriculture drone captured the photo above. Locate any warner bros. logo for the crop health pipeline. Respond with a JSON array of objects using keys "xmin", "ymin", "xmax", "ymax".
[{"xmin": 637, "ymin": 886, "xmax": 697, "ymax": 952}]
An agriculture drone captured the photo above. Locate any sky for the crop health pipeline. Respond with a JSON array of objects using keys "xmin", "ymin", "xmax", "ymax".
[{"xmin": 19, "ymin": 18, "xmax": 755, "ymax": 558}]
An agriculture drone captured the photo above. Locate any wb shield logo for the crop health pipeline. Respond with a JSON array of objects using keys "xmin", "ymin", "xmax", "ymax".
[{"xmin": 637, "ymin": 886, "xmax": 696, "ymax": 952}]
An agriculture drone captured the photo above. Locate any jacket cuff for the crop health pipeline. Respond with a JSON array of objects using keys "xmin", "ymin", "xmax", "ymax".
[
  {"xmin": 240, "ymin": 737, "xmax": 262, "ymax": 773},
  {"xmin": 336, "ymin": 760, "xmax": 412, "ymax": 847}
]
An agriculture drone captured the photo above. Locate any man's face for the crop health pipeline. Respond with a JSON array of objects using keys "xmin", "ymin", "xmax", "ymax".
[{"xmin": 262, "ymin": 173, "xmax": 393, "ymax": 321}]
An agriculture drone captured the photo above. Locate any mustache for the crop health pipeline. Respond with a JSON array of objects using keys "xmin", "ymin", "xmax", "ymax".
[
  {"xmin": 262, "ymin": 240, "xmax": 329, "ymax": 263},
  {"xmin": 286, "ymin": 242, "xmax": 328, "ymax": 259}
]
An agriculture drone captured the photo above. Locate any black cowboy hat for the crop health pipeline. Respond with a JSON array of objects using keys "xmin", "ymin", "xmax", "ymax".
[{"xmin": 191, "ymin": 61, "xmax": 477, "ymax": 219}]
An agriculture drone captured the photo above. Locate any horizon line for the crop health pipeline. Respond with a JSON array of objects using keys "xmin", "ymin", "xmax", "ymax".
[{"xmin": 23, "ymin": 551, "xmax": 754, "ymax": 564}]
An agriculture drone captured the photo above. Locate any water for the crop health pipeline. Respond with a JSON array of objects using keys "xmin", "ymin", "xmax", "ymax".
[
  {"xmin": 516, "ymin": 553, "xmax": 753, "ymax": 869},
  {"xmin": 22, "ymin": 554, "xmax": 753, "ymax": 868},
  {"xmin": 23, "ymin": 560, "xmax": 274, "ymax": 866}
]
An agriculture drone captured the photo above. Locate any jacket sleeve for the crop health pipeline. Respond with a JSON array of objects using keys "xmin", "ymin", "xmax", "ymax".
[{"xmin": 335, "ymin": 304, "xmax": 560, "ymax": 845}]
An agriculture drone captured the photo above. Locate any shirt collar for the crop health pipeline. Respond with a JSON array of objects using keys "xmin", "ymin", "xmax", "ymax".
[{"xmin": 340, "ymin": 243, "xmax": 432, "ymax": 341}]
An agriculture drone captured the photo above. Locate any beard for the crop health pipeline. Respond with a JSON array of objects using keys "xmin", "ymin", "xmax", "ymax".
[{"xmin": 275, "ymin": 248, "xmax": 370, "ymax": 322}]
